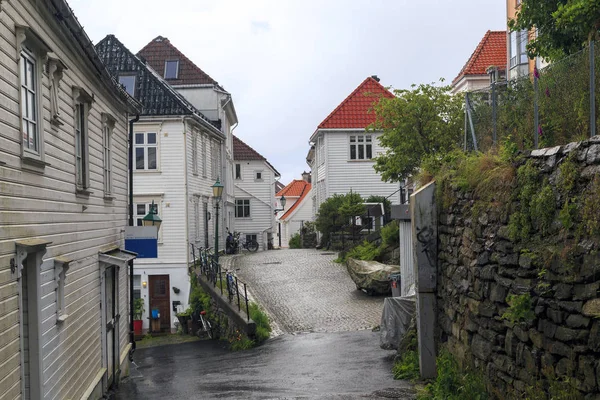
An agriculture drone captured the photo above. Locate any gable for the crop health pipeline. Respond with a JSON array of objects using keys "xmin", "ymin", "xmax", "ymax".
[
  {"xmin": 137, "ymin": 36, "xmax": 221, "ymax": 88},
  {"xmin": 233, "ymin": 135, "xmax": 280, "ymax": 176},
  {"xmin": 452, "ymin": 30, "xmax": 506, "ymax": 86},
  {"xmin": 317, "ymin": 76, "xmax": 394, "ymax": 130}
]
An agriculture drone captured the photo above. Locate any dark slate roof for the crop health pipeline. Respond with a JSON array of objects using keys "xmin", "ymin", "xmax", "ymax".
[
  {"xmin": 95, "ymin": 35, "xmax": 220, "ymax": 132},
  {"xmin": 137, "ymin": 36, "xmax": 223, "ymax": 89},
  {"xmin": 233, "ymin": 135, "xmax": 280, "ymax": 176}
]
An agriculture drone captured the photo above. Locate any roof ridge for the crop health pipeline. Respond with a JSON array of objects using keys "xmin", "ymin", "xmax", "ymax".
[
  {"xmin": 316, "ymin": 76, "xmax": 393, "ymax": 131},
  {"xmin": 137, "ymin": 36, "xmax": 222, "ymax": 89},
  {"xmin": 232, "ymin": 135, "xmax": 280, "ymax": 176},
  {"xmin": 280, "ymin": 183, "xmax": 312, "ymax": 220}
]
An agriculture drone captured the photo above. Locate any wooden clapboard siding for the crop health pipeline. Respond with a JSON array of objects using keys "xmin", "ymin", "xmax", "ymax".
[
  {"xmin": 0, "ymin": 0, "xmax": 134, "ymax": 398},
  {"xmin": 234, "ymin": 160, "xmax": 276, "ymax": 250},
  {"xmin": 313, "ymin": 130, "xmax": 401, "ymax": 213}
]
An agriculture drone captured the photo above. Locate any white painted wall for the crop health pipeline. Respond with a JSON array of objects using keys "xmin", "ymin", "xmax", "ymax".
[
  {"xmin": 279, "ymin": 189, "xmax": 313, "ymax": 247},
  {"xmin": 0, "ymin": 1, "xmax": 133, "ymax": 398},
  {"xmin": 233, "ymin": 160, "xmax": 276, "ymax": 250}
]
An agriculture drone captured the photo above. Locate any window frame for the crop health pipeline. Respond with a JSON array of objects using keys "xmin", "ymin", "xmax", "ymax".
[
  {"xmin": 192, "ymin": 131, "xmax": 198, "ymax": 175},
  {"xmin": 118, "ymin": 74, "xmax": 136, "ymax": 96},
  {"xmin": 16, "ymin": 25, "xmax": 52, "ymax": 167},
  {"xmin": 235, "ymin": 199, "xmax": 251, "ymax": 218},
  {"xmin": 349, "ymin": 134, "xmax": 373, "ymax": 160},
  {"xmin": 509, "ymin": 30, "xmax": 529, "ymax": 69},
  {"xmin": 255, "ymin": 170, "xmax": 263, "ymax": 182},
  {"xmin": 54, "ymin": 259, "xmax": 70, "ymax": 323},
  {"xmin": 235, "ymin": 163, "xmax": 241, "ymax": 180},
  {"xmin": 202, "ymin": 133, "xmax": 207, "ymax": 177},
  {"xmin": 102, "ymin": 114, "xmax": 115, "ymax": 197},
  {"xmin": 134, "ymin": 199, "xmax": 163, "ymax": 243},
  {"xmin": 134, "ymin": 131, "xmax": 158, "ymax": 171},
  {"xmin": 164, "ymin": 60, "xmax": 179, "ymax": 79},
  {"xmin": 73, "ymin": 87, "xmax": 93, "ymax": 193}
]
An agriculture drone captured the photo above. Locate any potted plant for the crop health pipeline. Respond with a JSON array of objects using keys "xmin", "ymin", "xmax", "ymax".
[
  {"xmin": 133, "ymin": 298, "xmax": 145, "ymax": 336},
  {"xmin": 175, "ymin": 307, "xmax": 192, "ymax": 334}
]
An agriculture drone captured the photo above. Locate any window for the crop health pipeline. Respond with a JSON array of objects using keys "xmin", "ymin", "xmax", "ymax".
[
  {"xmin": 235, "ymin": 199, "xmax": 251, "ymax": 218},
  {"xmin": 134, "ymin": 202, "xmax": 159, "ymax": 226},
  {"xmin": 164, "ymin": 60, "xmax": 179, "ymax": 79},
  {"xmin": 17, "ymin": 26, "xmax": 51, "ymax": 164},
  {"xmin": 135, "ymin": 132, "xmax": 157, "ymax": 170},
  {"xmin": 73, "ymin": 87, "xmax": 93, "ymax": 192},
  {"xmin": 510, "ymin": 30, "xmax": 529, "ymax": 68},
  {"xmin": 192, "ymin": 131, "xmax": 198, "ymax": 175},
  {"xmin": 349, "ymin": 134, "xmax": 373, "ymax": 160},
  {"xmin": 246, "ymin": 234, "xmax": 257, "ymax": 244},
  {"xmin": 133, "ymin": 275, "xmax": 141, "ymax": 300},
  {"xmin": 255, "ymin": 171, "xmax": 262, "ymax": 181},
  {"xmin": 202, "ymin": 134, "xmax": 207, "ymax": 177},
  {"xmin": 102, "ymin": 114, "xmax": 115, "ymax": 196},
  {"xmin": 194, "ymin": 199, "xmax": 200, "ymax": 240},
  {"xmin": 211, "ymin": 141, "xmax": 220, "ymax": 180},
  {"xmin": 235, "ymin": 163, "xmax": 241, "ymax": 179},
  {"xmin": 118, "ymin": 75, "xmax": 136, "ymax": 96},
  {"xmin": 21, "ymin": 51, "xmax": 39, "ymax": 153},
  {"xmin": 54, "ymin": 259, "xmax": 70, "ymax": 322}
]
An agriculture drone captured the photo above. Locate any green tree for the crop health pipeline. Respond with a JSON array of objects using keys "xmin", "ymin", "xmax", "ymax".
[
  {"xmin": 370, "ymin": 82, "xmax": 463, "ymax": 183},
  {"xmin": 315, "ymin": 192, "xmax": 365, "ymax": 246},
  {"xmin": 365, "ymin": 195, "xmax": 392, "ymax": 223},
  {"xmin": 509, "ymin": 0, "xmax": 600, "ymax": 61}
]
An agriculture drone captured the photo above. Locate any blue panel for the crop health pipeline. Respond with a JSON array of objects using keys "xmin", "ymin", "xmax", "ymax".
[{"xmin": 125, "ymin": 239, "xmax": 158, "ymax": 258}]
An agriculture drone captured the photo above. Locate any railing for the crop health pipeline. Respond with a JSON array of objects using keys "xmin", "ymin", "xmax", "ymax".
[
  {"xmin": 190, "ymin": 243, "xmax": 250, "ymax": 321},
  {"xmin": 465, "ymin": 41, "xmax": 598, "ymax": 152}
]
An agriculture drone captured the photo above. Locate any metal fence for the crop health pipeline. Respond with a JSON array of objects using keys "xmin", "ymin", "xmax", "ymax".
[
  {"xmin": 465, "ymin": 42, "xmax": 598, "ymax": 152},
  {"xmin": 190, "ymin": 244, "xmax": 250, "ymax": 320}
]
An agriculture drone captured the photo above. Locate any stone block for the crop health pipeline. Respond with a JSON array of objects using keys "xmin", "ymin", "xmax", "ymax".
[
  {"xmin": 514, "ymin": 325, "xmax": 530, "ymax": 343},
  {"xmin": 498, "ymin": 253, "xmax": 519, "ymax": 266},
  {"xmin": 518, "ymin": 254, "xmax": 534, "ymax": 269},
  {"xmin": 539, "ymin": 319, "xmax": 558, "ymax": 339},
  {"xmin": 492, "ymin": 354, "xmax": 515, "ymax": 374},
  {"xmin": 478, "ymin": 327, "xmax": 498, "ymax": 343},
  {"xmin": 582, "ymin": 299, "xmax": 600, "ymax": 317},
  {"xmin": 477, "ymin": 251, "xmax": 490, "ymax": 266},
  {"xmin": 529, "ymin": 328, "xmax": 544, "ymax": 349},
  {"xmin": 556, "ymin": 357, "xmax": 574, "ymax": 377},
  {"xmin": 547, "ymin": 307, "xmax": 566, "ymax": 324},
  {"xmin": 558, "ymin": 301, "xmax": 583, "ymax": 313},
  {"xmin": 490, "ymin": 283, "xmax": 508, "ymax": 303},
  {"xmin": 505, "ymin": 330, "xmax": 518, "ymax": 357},
  {"xmin": 480, "ymin": 265, "xmax": 497, "ymax": 281},
  {"xmin": 545, "ymin": 339, "xmax": 573, "ymax": 358},
  {"xmin": 589, "ymin": 321, "xmax": 600, "ymax": 352},
  {"xmin": 513, "ymin": 277, "xmax": 533, "ymax": 294},
  {"xmin": 494, "ymin": 273, "xmax": 513, "ymax": 288},
  {"xmin": 479, "ymin": 301, "xmax": 497, "ymax": 318},
  {"xmin": 579, "ymin": 355, "xmax": 598, "ymax": 392},
  {"xmin": 566, "ymin": 314, "xmax": 590, "ymax": 329},
  {"xmin": 581, "ymin": 164, "xmax": 600, "ymax": 179},
  {"xmin": 586, "ymin": 144, "xmax": 600, "ymax": 164},
  {"xmin": 574, "ymin": 283, "xmax": 599, "ymax": 301},
  {"xmin": 554, "ymin": 326, "xmax": 584, "ymax": 342},
  {"xmin": 541, "ymin": 352, "xmax": 556, "ymax": 378},
  {"xmin": 472, "ymin": 334, "xmax": 493, "ymax": 361},
  {"xmin": 553, "ymin": 283, "xmax": 574, "ymax": 300}
]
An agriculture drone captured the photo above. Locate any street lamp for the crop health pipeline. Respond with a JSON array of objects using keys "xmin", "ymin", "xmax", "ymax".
[
  {"xmin": 212, "ymin": 179, "xmax": 224, "ymax": 264},
  {"xmin": 141, "ymin": 200, "xmax": 162, "ymax": 231},
  {"xmin": 274, "ymin": 195, "xmax": 287, "ymax": 248}
]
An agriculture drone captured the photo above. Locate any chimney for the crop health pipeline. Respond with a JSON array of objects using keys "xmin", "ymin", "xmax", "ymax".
[
  {"xmin": 302, "ymin": 171, "xmax": 311, "ymax": 183},
  {"xmin": 371, "ymin": 75, "xmax": 380, "ymax": 82}
]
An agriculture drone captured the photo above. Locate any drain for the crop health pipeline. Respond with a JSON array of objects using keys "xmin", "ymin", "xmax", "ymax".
[
  {"xmin": 263, "ymin": 261, "xmax": 282, "ymax": 265},
  {"xmin": 320, "ymin": 252, "xmax": 335, "ymax": 255}
]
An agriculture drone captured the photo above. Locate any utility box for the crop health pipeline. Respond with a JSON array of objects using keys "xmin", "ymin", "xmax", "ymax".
[{"xmin": 390, "ymin": 273, "xmax": 401, "ymax": 297}]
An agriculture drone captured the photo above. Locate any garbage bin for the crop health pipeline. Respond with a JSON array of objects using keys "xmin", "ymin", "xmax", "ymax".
[{"xmin": 390, "ymin": 273, "xmax": 401, "ymax": 297}]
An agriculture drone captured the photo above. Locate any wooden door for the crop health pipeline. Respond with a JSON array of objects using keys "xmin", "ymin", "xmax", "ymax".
[
  {"xmin": 104, "ymin": 266, "xmax": 117, "ymax": 387},
  {"xmin": 149, "ymin": 275, "xmax": 170, "ymax": 331}
]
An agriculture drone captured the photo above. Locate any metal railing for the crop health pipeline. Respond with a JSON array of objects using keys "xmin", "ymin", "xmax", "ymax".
[
  {"xmin": 465, "ymin": 42, "xmax": 598, "ymax": 152},
  {"xmin": 190, "ymin": 243, "xmax": 250, "ymax": 321}
]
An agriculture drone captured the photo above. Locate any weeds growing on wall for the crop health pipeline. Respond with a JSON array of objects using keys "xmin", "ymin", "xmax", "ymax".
[
  {"xmin": 249, "ymin": 302, "xmax": 271, "ymax": 343},
  {"xmin": 502, "ymin": 293, "xmax": 535, "ymax": 323}
]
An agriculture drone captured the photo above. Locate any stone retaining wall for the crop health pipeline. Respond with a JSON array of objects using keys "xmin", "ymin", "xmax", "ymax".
[{"xmin": 436, "ymin": 137, "xmax": 600, "ymax": 398}]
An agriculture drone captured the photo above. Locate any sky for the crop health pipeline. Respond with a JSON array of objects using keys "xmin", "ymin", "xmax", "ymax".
[{"xmin": 69, "ymin": 0, "xmax": 507, "ymax": 185}]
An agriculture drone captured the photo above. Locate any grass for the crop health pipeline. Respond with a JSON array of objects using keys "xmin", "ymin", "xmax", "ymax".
[
  {"xmin": 135, "ymin": 333, "xmax": 201, "ymax": 349},
  {"xmin": 249, "ymin": 302, "xmax": 272, "ymax": 343}
]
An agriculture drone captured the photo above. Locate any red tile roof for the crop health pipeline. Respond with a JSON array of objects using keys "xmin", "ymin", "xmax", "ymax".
[
  {"xmin": 277, "ymin": 179, "xmax": 309, "ymax": 197},
  {"xmin": 137, "ymin": 36, "xmax": 221, "ymax": 87},
  {"xmin": 278, "ymin": 180, "xmax": 311, "ymax": 220},
  {"xmin": 452, "ymin": 30, "xmax": 507, "ymax": 85},
  {"xmin": 233, "ymin": 135, "xmax": 280, "ymax": 176},
  {"xmin": 317, "ymin": 76, "xmax": 394, "ymax": 130}
]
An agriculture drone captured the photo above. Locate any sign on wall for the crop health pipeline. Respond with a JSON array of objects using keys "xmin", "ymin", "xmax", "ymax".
[{"xmin": 125, "ymin": 227, "xmax": 158, "ymax": 258}]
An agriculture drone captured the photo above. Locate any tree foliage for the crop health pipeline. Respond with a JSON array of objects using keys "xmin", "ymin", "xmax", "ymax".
[
  {"xmin": 370, "ymin": 82, "xmax": 463, "ymax": 183},
  {"xmin": 509, "ymin": 0, "xmax": 600, "ymax": 61},
  {"xmin": 315, "ymin": 192, "xmax": 365, "ymax": 246}
]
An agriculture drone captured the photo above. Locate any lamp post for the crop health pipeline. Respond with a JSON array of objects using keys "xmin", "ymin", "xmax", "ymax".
[
  {"xmin": 274, "ymin": 195, "xmax": 287, "ymax": 247},
  {"xmin": 212, "ymin": 179, "xmax": 224, "ymax": 264},
  {"xmin": 141, "ymin": 200, "xmax": 162, "ymax": 231}
]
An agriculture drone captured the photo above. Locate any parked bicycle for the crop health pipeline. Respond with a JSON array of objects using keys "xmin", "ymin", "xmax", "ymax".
[
  {"xmin": 236, "ymin": 232, "xmax": 259, "ymax": 253},
  {"xmin": 197, "ymin": 310, "xmax": 213, "ymax": 339}
]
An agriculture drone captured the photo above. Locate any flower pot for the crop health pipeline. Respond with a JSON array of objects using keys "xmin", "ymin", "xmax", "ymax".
[{"xmin": 133, "ymin": 319, "xmax": 143, "ymax": 335}]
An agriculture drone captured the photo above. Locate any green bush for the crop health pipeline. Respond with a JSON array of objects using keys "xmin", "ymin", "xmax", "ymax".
[
  {"xmin": 502, "ymin": 293, "xmax": 535, "ymax": 324},
  {"xmin": 418, "ymin": 349, "xmax": 488, "ymax": 400},
  {"xmin": 380, "ymin": 221, "xmax": 399, "ymax": 247},
  {"xmin": 249, "ymin": 302, "xmax": 271, "ymax": 343},
  {"xmin": 345, "ymin": 240, "xmax": 382, "ymax": 263},
  {"xmin": 393, "ymin": 349, "xmax": 419, "ymax": 381},
  {"xmin": 289, "ymin": 233, "xmax": 301, "ymax": 249}
]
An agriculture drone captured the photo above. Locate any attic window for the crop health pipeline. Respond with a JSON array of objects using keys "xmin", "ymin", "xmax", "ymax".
[
  {"xmin": 164, "ymin": 60, "xmax": 179, "ymax": 79},
  {"xmin": 118, "ymin": 75, "xmax": 136, "ymax": 96}
]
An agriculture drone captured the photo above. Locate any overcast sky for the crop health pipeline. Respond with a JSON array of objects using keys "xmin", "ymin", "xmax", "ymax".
[{"xmin": 69, "ymin": 0, "xmax": 506, "ymax": 185}]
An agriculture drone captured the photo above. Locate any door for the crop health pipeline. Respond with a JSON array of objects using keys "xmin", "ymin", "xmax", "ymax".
[
  {"xmin": 104, "ymin": 266, "xmax": 117, "ymax": 387},
  {"xmin": 149, "ymin": 275, "xmax": 170, "ymax": 331}
]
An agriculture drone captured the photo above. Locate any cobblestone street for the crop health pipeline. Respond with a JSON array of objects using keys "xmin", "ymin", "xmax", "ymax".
[{"xmin": 232, "ymin": 249, "xmax": 385, "ymax": 334}]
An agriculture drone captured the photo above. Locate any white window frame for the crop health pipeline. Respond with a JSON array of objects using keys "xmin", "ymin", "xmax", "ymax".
[
  {"xmin": 349, "ymin": 134, "xmax": 373, "ymax": 160},
  {"xmin": 16, "ymin": 26, "xmax": 52, "ymax": 166},
  {"xmin": 102, "ymin": 114, "xmax": 115, "ymax": 197},
  {"xmin": 194, "ymin": 197, "xmax": 200, "ymax": 241},
  {"xmin": 73, "ymin": 87, "xmax": 93, "ymax": 192},
  {"xmin": 235, "ymin": 199, "xmax": 251, "ymax": 218},
  {"xmin": 133, "ymin": 275, "xmax": 142, "ymax": 300},
  {"xmin": 54, "ymin": 258, "xmax": 70, "ymax": 323},
  {"xmin": 134, "ymin": 132, "xmax": 158, "ymax": 171},
  {"xmin": 510, "ymin": 30, "xmax": 529, "ymax": 69},
  {"xmin": 192, "ymin": 131, "xmax": 198, "ymax": 175},
  {"xmin": 202, "ymin": 134, "xmax": 207, "ymax": 177},
  {"xmin": 255, "ymin": 170, "xmax": 263, "ymax": 182},
  {"xmin": 164, "ymin": 60, "xmax": 179, "ymax": 79},
  {"xmin": 211, "ymin": 140, "xmax": 219, "ymax": 180}
]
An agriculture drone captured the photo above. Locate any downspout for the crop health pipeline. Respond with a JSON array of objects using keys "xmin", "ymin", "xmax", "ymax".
[
  {"xmin": 183, "ymin": 118, "xmax": 190, "ymax": 268},
  {"xmin": 128, "ymin": 113, "xmax": 139, "ymax": 361}
]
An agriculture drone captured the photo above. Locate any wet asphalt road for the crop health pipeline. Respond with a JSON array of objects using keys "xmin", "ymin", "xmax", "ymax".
[
  {"xmin": 116, "ymin": 249, "xmax": 414, "ymax": 399},
  {"xmin": 116, "ymin": 330, "xmax": 414, "ymax": 399}
]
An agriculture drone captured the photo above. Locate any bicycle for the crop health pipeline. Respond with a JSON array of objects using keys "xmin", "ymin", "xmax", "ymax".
[
  {"xmin": 197, "ymin": 310, "xmax": 213, "ymax": 339},
  {"xmin": 234, "ymin": 232, "xmax": 259, "ymax": 253},
  {"xmin": 224, "ymin": 269, "xmax": 239, "ymax": 300}
]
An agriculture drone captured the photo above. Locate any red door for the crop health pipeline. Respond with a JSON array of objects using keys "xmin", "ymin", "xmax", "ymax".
[{"xmin": 149, "ymin": 275, "xmax": 170, "ymax": 332}]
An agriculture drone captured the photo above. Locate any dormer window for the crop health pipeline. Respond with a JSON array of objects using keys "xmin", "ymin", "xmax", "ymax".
[
  {"xmin": 164, "ymin": 60, "xmax": 179, "ymax": 79},
  {"xmin": 118, "ymin": 75, "xmax": 136, "ymax": 96}
]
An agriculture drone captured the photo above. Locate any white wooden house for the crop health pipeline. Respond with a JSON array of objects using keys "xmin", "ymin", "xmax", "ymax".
[
  {"xmin": 308, "ymin": 76, "xmax": 401, "ymax": 219},
  {"xmin": 0, "ymin": 1, "xmax": 141, "ymax": 398},
  {"xmin": 137, "ymin": 36, "xmax": 239, "ymax": 237},
  {"xmin": 275, "ymin": 179, "xmax": 313, "ymax": 248},
  {"xmin": 96, "ymin": 35, "xmax": 226, "ymax": 333},
  {"xmin": 232, "ymin": 135, "xmax": 280, "ymax": 250}
]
